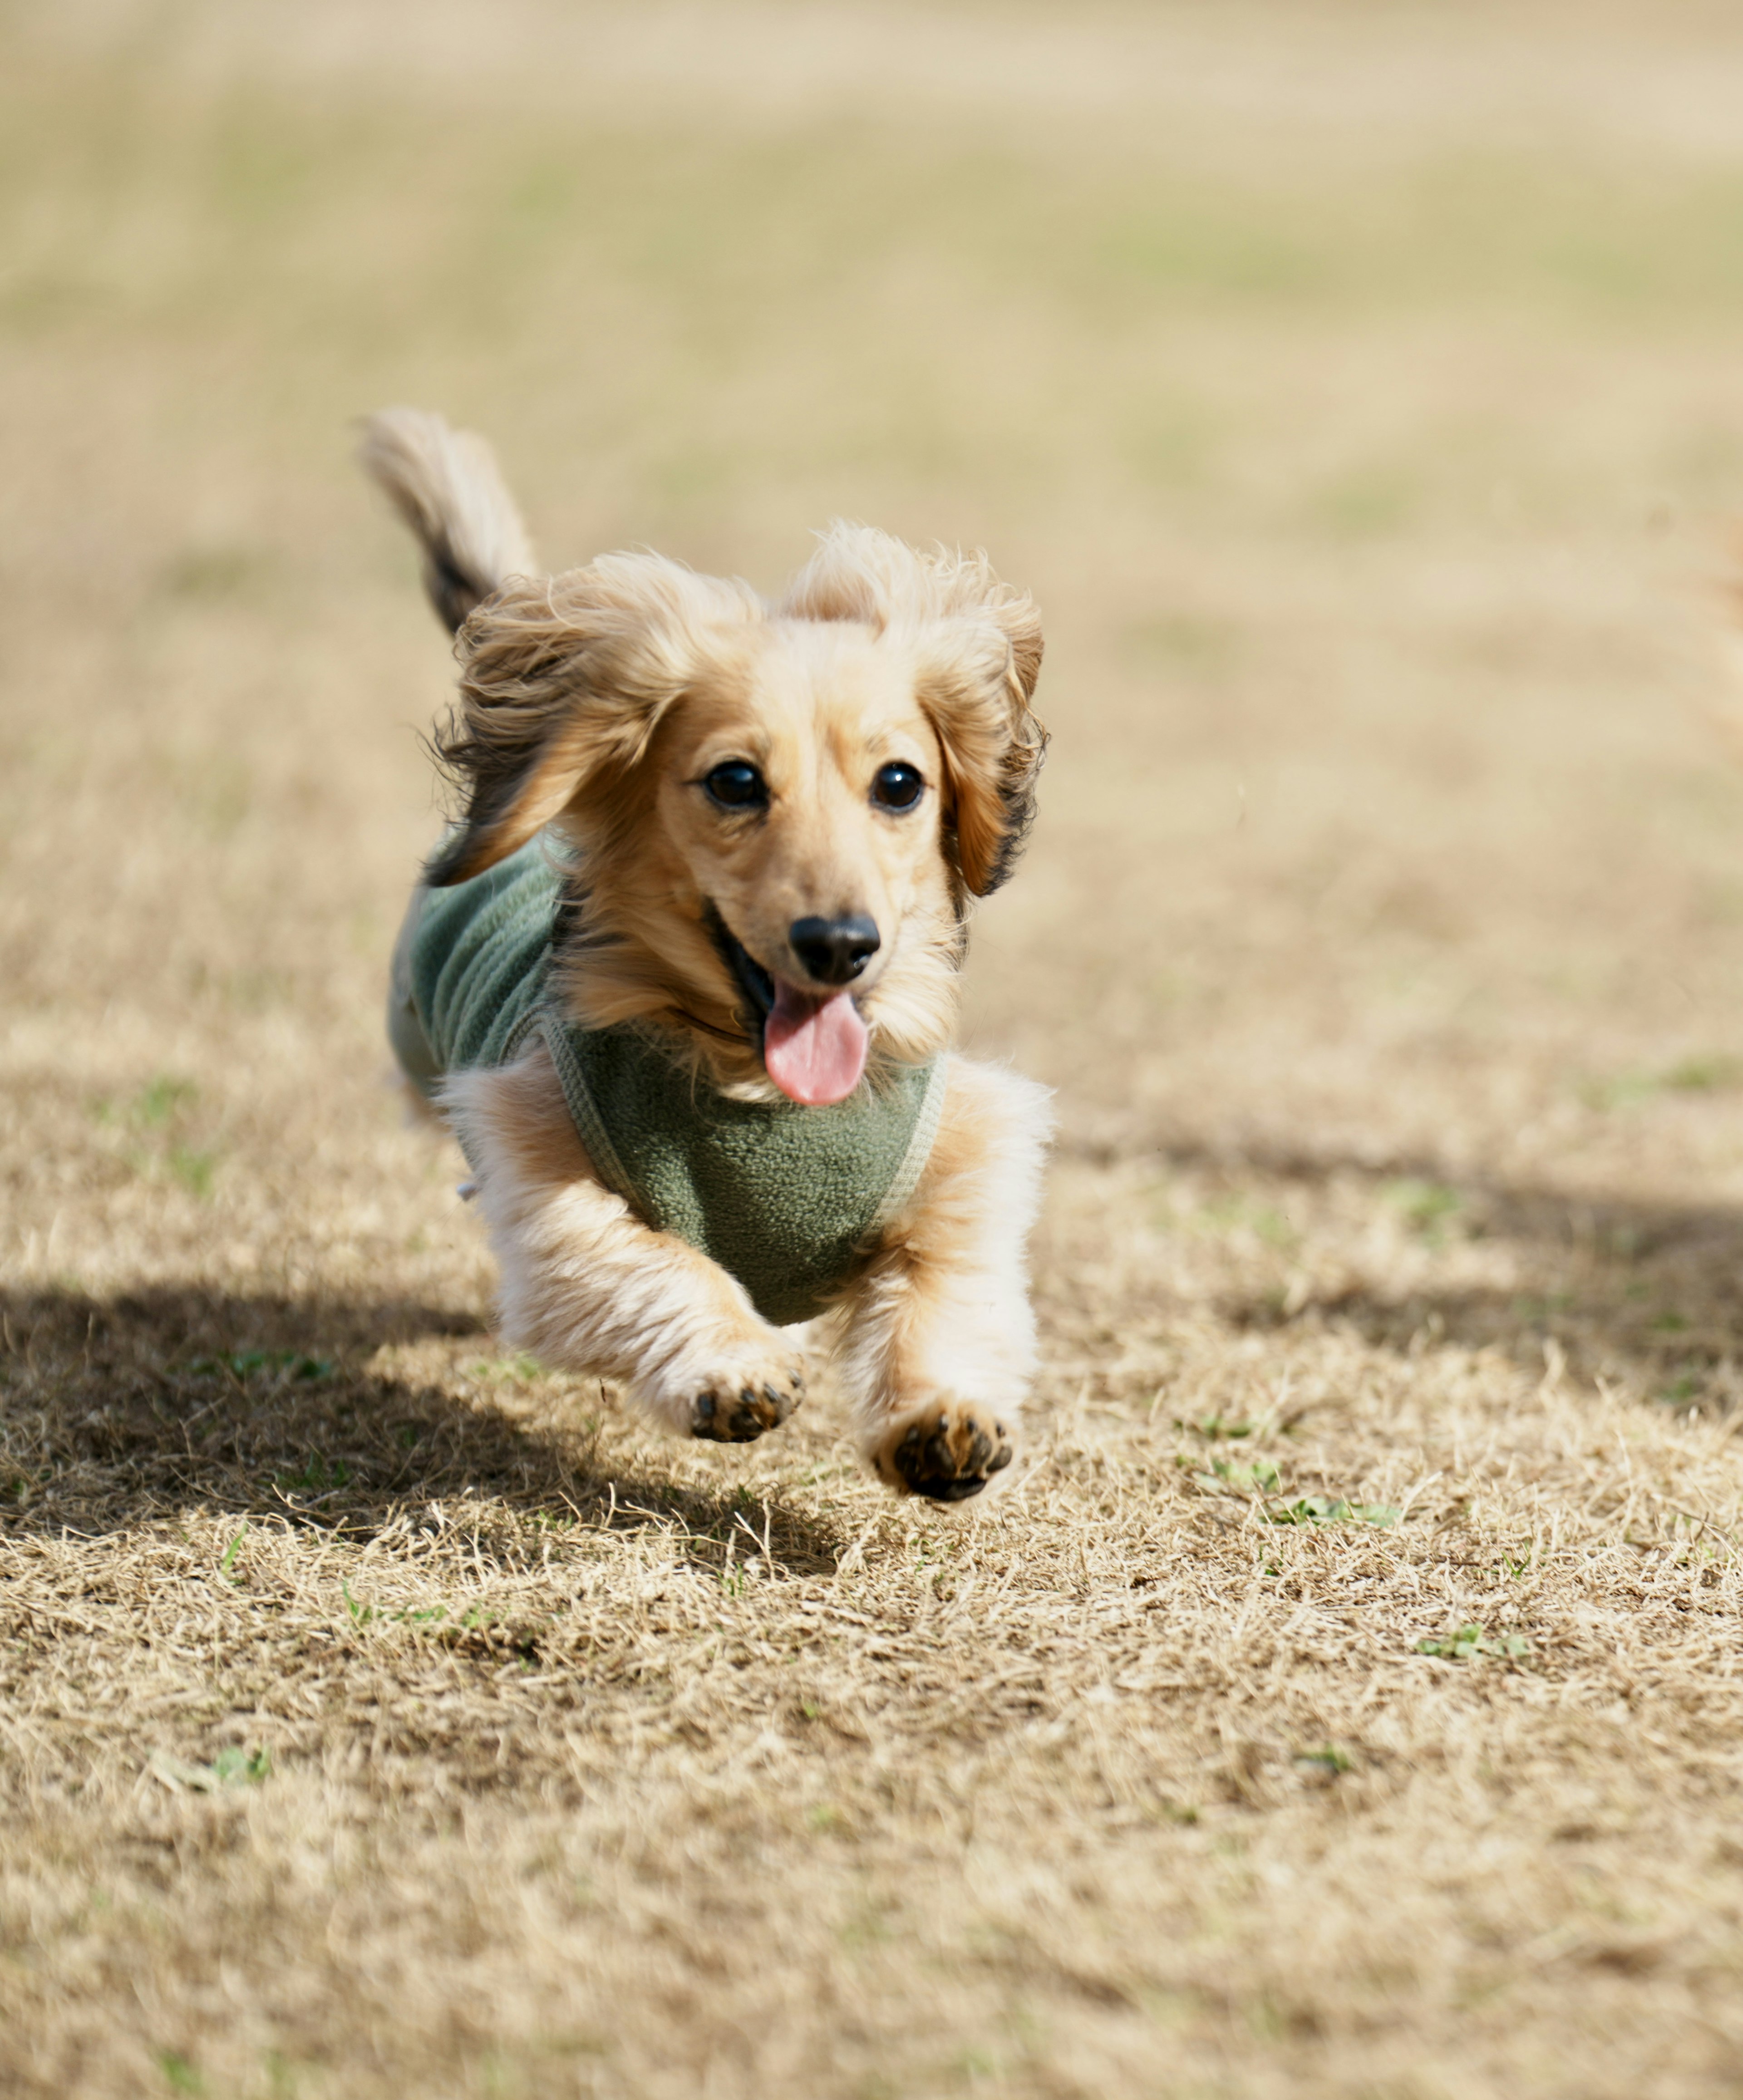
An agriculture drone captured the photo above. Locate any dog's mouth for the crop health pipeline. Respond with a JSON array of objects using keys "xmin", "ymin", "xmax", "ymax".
[
  {"xmin": 706, "ymin": 904, "xmax": 777, "ymax": 1022},
  {"xmin": 703, "ymin": 904, "xmax": 870, "ymax": 1107}
]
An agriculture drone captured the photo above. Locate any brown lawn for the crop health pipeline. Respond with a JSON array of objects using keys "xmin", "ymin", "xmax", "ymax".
[{"xmin": 6, "ymin": 4, "xmax": 1743, "ymax": 2094}]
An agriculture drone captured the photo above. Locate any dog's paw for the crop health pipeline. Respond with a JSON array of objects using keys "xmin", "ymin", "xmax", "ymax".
[
  {"xmin": 625, "ymin": 1327, "xmax": 807, "ymax": 1444},
  {"xmin": 684, "ymin": 1356, "xmax": 805, "ymax": 1444},
  {"xmin": 873, "ymin": 1398, "xmax": 1016, "ymax": 1502}
]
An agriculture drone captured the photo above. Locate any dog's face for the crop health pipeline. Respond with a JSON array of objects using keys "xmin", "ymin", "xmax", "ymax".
[
  {"xmin": 426, "ymin": 526, "xmax": 1044, "ymax": 1099},
  {"xmin": 646, "ymin": 623, "xmax": 962, "ymax": 1099},
  {"xmin": 659, "ymin": 623, "xmax": 945, "ymax": 974}
]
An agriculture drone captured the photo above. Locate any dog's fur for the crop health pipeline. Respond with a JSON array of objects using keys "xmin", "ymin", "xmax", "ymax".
[{"xmin": 364, "ymin": 407, "xmax": 1052, "ymax": 1500}]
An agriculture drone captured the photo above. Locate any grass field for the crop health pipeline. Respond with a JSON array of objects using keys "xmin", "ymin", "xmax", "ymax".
[{"xmin": 10, "ymin": 2, "xmax": 1743, "ymax": 2094}]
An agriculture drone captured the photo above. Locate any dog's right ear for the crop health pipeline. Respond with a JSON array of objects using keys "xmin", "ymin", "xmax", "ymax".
[{"xmin": 426, "ymin": 555, "xmax": 761, "ymax": 887}]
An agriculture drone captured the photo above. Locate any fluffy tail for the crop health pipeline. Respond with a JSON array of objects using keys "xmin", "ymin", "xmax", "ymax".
[{"xmin": 358, "ymin": 407, "xmax": 537, "ymax": 634}]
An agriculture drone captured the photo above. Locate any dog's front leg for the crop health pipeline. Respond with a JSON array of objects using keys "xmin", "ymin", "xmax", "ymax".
[
  {"xmin": 834, "ymin": 1057, "xmax": 1052, "ymax": 1501},
  {"xmin": 444, "ymin": 1045, "xmax": 805, "ymax": 1442}
]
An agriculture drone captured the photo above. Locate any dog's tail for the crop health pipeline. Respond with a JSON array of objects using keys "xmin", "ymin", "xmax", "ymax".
[{"xmin": 358, "ymin": 406, "xmax": 537, "ymax": 634}]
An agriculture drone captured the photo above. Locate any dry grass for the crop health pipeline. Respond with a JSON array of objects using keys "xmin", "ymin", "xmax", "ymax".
[{"xmin": 9, "ymin": 2, "xmax": 1743, "ymax": 2094}]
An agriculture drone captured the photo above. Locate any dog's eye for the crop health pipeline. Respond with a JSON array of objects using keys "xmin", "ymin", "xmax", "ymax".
[
  {"xmin": 871, "ymin": 762, "xmax": 925, "ymax": 812},
  {"xmin": 703, "ymin": 761, "xmax": 768, "ymax": 811}
]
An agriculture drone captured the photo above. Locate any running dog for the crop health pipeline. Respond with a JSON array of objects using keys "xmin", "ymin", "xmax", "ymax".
[{"xmin": 365, "ymin": 409, "xmax": 1050, "ymax": 1500}]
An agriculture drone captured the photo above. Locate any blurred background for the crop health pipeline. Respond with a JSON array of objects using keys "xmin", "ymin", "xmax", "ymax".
[{"xmin": 11, "ymin": 0, "xmax": 1743, "ymax": 1275}]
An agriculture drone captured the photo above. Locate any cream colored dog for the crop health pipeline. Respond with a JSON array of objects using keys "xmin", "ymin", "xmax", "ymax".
[{"xmin": 364, "ymin": 409, "xmax": 1050, "ymax": 1500}]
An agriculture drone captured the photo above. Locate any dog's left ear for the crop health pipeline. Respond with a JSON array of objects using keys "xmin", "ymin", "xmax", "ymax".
[
  {"xmin": 426, "ymin": 556, "xmax": 760, "ymax": 887},
  {"xmin": 915, "ymin": 579, "xmax": 1047, "ymax": 899}
]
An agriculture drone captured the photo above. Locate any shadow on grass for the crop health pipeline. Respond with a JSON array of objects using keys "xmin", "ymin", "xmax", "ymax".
[
  {"xmin": 1074, "ymin": 1132, "xmax": 1743, "ymax": 1408},
  {"xmin": 0, "ymin": 1285, "xmax": 843, "ymax": 1573}
]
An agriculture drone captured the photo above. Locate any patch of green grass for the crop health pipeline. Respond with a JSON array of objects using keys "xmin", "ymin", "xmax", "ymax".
[
  {"xmin": 475, "ymin": 2044, "xmax": 520, "ymax": 2099},
  {"xmin": 263, "ymin": 2052, "xmax": 300, "ymax": 2099},
  {"xmin": 156, "ymin": 2051, "xmax": 205, "ymax": 2095},
  {"xmin": 1181, "ymin": 1413, "xmax": 1263, "ymax": 1440},
  {"xmin": 137, "ymin": 1075, "xmax": 198, "ymax": 1127},
  {"xmin": 1582, "ymin": 1053, "xmax": 1743, "ymax": 1111},
  {"xmin": 191, "ymin": 1349, "xmax": 334, "ymax": 1383},
  {"xmin": 90, "ymin": 1077, "xmax": 222, "ymax": 1195},
  {"xmin": 1190, "ymin": 1456, "xmax": 1281, "ymax": 1495},
  {"xmin": 1384, "ymin": 1178, "xmax": 1462, "ymax": 1240},
  {"xmin": 91, "ymin": 1075, "xmax": 196, "ymax": 1131},
  {"xmin": 1293, "ymin": 1745, "xmax": 1352, "ymax": 1775},
  {"xmin": 1579, "ymin": 1071, "xmax": 1654, "ymax": 1111},
  {"xmin": 211, "ymin": 1746, "xmax": 271, "ymax": 1785},
  {"xmin": 167, "ymin": 1145, "xmax": 218, "ymax": 1198},
  {"xmin": 1513, "ymin": 1293, "xmax": 1575, "ymax": 1320},
  {"xmin": 150, "ymin": 1749, "xmax": 269, "ymax": 1793},
  {"xmin": 1417, "ymin": 1625, "xmax": 1530, "ymax": 1661},
  {"xmin": 467, "ymin": 1353, "xmax": 544, "ymax": 1385},
  {"xmin": 948, "ymin": 2045, "xmax": 1002, "ymax": 2083},
  {"xmin": 1265, "ymin": 1495, "xmax": 1399, "ymax": 1529},
  {"xmin": 276, "ymin": 1452, "xmax": 350, "ymax": 1496},
  {"xmin": 1662, "ymin": 1054, "xmax": 1743, "ymax": 1092}
]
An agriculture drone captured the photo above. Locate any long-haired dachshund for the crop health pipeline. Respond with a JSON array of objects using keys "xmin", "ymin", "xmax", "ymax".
[{"xmin": 364, "ymin": 409, "xmax": 1050, "ymax": 1501}]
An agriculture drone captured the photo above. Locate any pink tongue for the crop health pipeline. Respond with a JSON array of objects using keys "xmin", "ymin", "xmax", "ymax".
[{"xmin": 764, "ymin": 985, "xmax": 869, "ymax": 1105}]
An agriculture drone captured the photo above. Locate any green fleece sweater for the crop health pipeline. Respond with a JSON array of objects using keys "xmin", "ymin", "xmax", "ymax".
[{"xmin": 387, "ymin": 835, "xmax": 947, "ymax": 1326}]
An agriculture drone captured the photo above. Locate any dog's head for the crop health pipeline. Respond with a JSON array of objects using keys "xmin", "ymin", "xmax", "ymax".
[{"xmin": 428, "ymin": 523, "xmax": 1045, "ymax": 1102}]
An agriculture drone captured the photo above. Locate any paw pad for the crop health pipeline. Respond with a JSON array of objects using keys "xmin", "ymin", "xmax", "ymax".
[
  {"xmin": 691, "ymin": 1376, "xmax": 802, "ymax": 1444},
  {"xmin": 891, "ymin": 1407, "xmax": 1014, "ymax": 1501}
]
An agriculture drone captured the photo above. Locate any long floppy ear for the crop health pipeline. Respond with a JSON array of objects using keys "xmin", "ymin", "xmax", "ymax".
[
  {"xmin": 781, "ymin": 524, "xmax": 1046, "ymax": 896},
  {"xmin": 914, "ymin": 602, "xmax": 1046, "ymax": 896},
  {"xmin": 426, "ymin": 554, "xmax": 761, "ymax": 887}
]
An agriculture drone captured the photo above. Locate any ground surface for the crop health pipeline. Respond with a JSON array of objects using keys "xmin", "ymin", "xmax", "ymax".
[{"xmin": 7, "ymin": 3, "xmax": 1743, "ymax": 2094}]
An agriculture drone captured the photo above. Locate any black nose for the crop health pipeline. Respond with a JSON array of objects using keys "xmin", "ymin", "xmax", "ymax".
[{"xmin": 789, "ymin": 914, "xmax": 880, "ymax": 987}]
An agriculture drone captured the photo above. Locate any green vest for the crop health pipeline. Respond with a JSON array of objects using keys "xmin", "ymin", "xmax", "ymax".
[{"xmin": 388, "ymin": 835, "xmax": 947, "ymax": 1327}]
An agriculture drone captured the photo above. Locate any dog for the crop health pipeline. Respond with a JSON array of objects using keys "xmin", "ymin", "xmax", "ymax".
[{"xmin": 363, "ymin": 408, "xmax": 1051, "ymax": 1500}]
